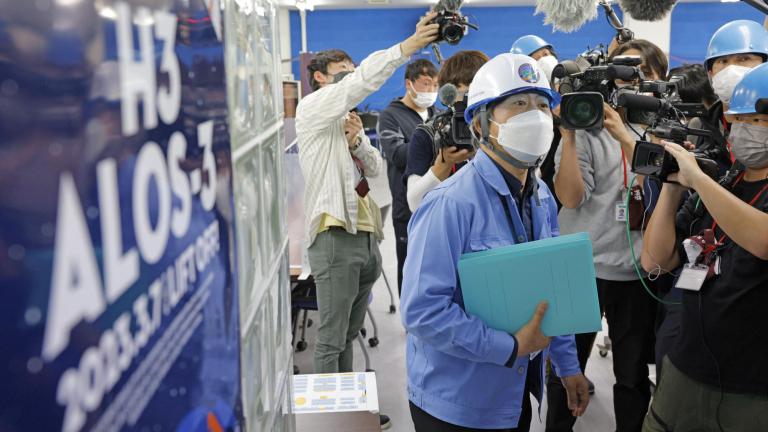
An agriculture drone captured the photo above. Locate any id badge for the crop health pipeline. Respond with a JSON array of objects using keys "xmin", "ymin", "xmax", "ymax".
[
  {"xmin": 615, "ymin": 202, "xmax": 628, "ymax": 222},
  {"xmin": 675, "ymin": 263, "xmax": 709, "ymax": 291}
]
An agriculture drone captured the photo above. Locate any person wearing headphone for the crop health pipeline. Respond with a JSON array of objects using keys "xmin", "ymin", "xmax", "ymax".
[
  {"xmin": 401, "ymin": 53, "xmax": 589, "ymax": 432},
  {"xmin": 641, "ymin": 62, "xmax": 768, "ymax": 432}
]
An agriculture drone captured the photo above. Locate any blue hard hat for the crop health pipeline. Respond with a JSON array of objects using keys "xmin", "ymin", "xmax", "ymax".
[
  {"xmin": 705, "ymin": 20, "xmax": 768, "ymax": 70},
  {"xmin": 510, "ymin": 35, "xmax": 553, "ymax": 57},
  {"xmin": 726, "ymin": 62, "xmax": 768, "ymax": 115}
]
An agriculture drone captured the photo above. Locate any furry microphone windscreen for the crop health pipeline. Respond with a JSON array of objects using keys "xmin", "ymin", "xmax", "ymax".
[
  {"xmin": 619, "ymin": 0, "xmax": 678, "ymax": 21},
  {"xmin": 535, "ymin": 0, "xmax": 598, "ymax": 33}
]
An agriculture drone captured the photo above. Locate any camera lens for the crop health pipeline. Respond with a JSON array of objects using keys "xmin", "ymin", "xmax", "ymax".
[
  {"xmin": 651, "ymin": 153, "xmax": 665, "ymax": 167},
  {"xmin": 443, "ymin": 23, "xmax": 463, "ymax": 45},
  {"xmin": 566, "ymin": 97, "xmax": 600, "ymax": 129}
]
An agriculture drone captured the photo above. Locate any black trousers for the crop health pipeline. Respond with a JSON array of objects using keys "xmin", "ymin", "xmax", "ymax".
[
  {"xmin": 410, "ymin": 389, "xmax": 532, "ymax": 432},
  {"xmin": 546, "ymin": 278, "xmax": 657, "ymax": 432},
  {"xmin": 653, "ymin": 284, "xmax": 682, "ymax": 381},
  {"xmin": 393, "ymin": 219, "xmax": 409, "ymax": 295}
]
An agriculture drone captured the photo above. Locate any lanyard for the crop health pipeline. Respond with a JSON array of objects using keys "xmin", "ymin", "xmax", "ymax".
[
  {"xmin": 621, "ymin": 148, "xmax": 628, "ymax": 189},
  {"xmin": 709, "ymin": 172, "xmax": 768, "ymax": 245},
  {"xmin": 720, "ymin": 115, "xmax": 735, "ymax": 164},
  {"xmin": 497, "ymin": 194, "xmax": 528, "ymax": 244}
]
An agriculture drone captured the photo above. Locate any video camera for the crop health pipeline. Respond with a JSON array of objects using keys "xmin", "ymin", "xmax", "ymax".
[
  {"xmin": 429, "ymin": 0, "xmax": 478, "ymax": 64},
  {"xmin": 421, "ymin": 83, "xmax": 474, "ymax": 153},
  {"xmin": 624, "ymin": 93, "xmax": 720, "ymax": 183},
  {"xmin": 623, "ymin": 75, "xmax": 708, "ymax": 124},
  {"xmin": 553, "ymin": 47, "xmax": 644, "ymax": 130}
]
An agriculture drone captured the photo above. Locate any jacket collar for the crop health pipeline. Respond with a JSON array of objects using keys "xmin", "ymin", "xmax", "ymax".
[{"xmin": 472, "ymin": 150, "xmax": 514, "ymax": 197}]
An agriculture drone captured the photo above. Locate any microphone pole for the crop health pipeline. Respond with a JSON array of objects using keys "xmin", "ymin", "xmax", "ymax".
[
  {"xmin": 599, "ymin": 0, "xmax": 634, "ymax": 44},
  {"xmin": 741, "ymin": 0, "xmax": 768, "ymax": 15},
  {"xmin": 432, "ymin": 43, "xmax": 444, "ymax": 65}
]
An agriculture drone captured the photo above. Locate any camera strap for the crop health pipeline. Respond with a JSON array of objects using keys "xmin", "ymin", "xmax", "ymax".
[
  {"xmin": 621, "ymin": 149, "xmax": 628, "ymax": 189},
  {"xmin": 709, "ymin": 172, "xmax": 768, "ymax": 246}
]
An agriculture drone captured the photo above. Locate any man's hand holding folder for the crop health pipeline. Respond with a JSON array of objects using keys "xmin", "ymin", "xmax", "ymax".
[
  {"xmin": 515, "ymin": 301, "xmax": 551, "ymax": 356},
  {"xmin": 515, "ymin": 301, "xmax": 590, "ymax": 418}
]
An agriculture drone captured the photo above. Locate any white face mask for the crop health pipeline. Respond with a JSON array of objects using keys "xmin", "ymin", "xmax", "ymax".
[
  {"xmin": 730, "ymin": 122, "xmax": 768, "ymax": 169},
  {"xmin": 711, "ymin": 65, "xmax": 752, "ymax": 105},
  {"xmin": 490, "ymin": 109, "xmax": 554, "ymax": 166},
  {"xmin": 537, "ymin": 55, "xmax": 558, "ymax": 83},
  {"xmin": 409, "ymin": 83, "xmax": 437, "ymax": 109}
]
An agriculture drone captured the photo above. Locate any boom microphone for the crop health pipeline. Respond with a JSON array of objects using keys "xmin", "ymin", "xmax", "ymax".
[
  {"xmin": 439, "ymin": 83, "xmax": 459, "ymax": 107},
  {"xmin": 534, "ymin": 0, "xmax": 597, "ymax": 33},
  {"xmin": 618, "ymin": 0, "xmax": 678, "ymax": 21},
  {"xmin": 742, "ymin": 0, "xmax": 768, "ymax": 15}
]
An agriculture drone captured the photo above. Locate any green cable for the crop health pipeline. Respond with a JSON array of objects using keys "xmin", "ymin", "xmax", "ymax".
[{"xmin": 625, "ymin": 175, "xmax": 682, "ymax": 305}]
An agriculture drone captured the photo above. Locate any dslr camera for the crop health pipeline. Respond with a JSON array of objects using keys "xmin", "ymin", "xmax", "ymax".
[
  {"xmin": 429, "ymin": 0, "xmax": 478, "ymax": 63},
  {"xmin": 626, "ymin": 93, "xmax": 719, "ymax": 182},
  {"xmin": 553, "ymin": 47, "xmax": 644, "ymax": 130}
]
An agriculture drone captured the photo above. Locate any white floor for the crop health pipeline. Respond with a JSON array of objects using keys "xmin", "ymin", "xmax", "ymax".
[{"xmin": 292, "ymin": 168, "xmax": 628, "ymax": 432}]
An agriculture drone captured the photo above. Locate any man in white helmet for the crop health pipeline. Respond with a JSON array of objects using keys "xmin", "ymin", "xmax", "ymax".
[{"xmin": 400, "ymin": 53, "xmax": 590, "ymax": 431}]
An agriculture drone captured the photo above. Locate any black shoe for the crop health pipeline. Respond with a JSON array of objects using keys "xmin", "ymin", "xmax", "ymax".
[
  {"xmin": 380, "ymin": 414, "xmax": 391, "ymax": 430},
  {"xmin": 588, "ymin": 378, "xmax": 595, "ymax": 395}
]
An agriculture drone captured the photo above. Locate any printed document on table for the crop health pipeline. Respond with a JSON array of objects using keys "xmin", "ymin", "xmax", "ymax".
[{"xmin": 292, "ymin": 372, "xmax": 379, "ymax": 414}]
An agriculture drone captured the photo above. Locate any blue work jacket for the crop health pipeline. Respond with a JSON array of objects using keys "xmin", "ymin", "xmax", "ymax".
[{"xmin": 401, "ymin": 150, "xmax": 581, "ymax": 429}]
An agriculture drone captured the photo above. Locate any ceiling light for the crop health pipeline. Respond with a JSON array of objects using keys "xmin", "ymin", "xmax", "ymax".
[
  {"xmin": 296, "ymin": 0, "xmax": 313, "ymax": 10},
  {"xmin": 98, "ymin": 6, "xmax": 117, "ymax": 19}
]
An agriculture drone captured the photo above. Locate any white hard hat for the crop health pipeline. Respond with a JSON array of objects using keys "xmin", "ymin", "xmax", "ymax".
[{"xmin": 465, "ymin": 53, "xmax": 560, "ymax": 123}]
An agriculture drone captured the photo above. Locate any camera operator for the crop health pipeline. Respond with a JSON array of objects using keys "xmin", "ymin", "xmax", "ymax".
[
  {"xmin": 644, "ymin": 63, "xmax": 722, "ymax": 384},
  {"xmin": 404, "ymin": 50, "xmax": 488, "ymax": 211},
  {"xmin": 377, "ymin": 59, "xmax": 438, "ymax": 294},
  {"xmin": 511, "ymin": 35, "xmax": 563, "ymax": 210},
  {"xmin": 295, "ymin": 13, "xmax": 438, "ymax": 428},
  {"xmin": 663, "ymin": 64, "xmax": 733, "ymax": 177},
  {"xmin": 510, "ymin": 35, "xmax": 559, "ymax": 82},
  {"xmin": 401, "ymin": 53, "xmax": 589, "ymax": 432},
  {"xmin": 552, "ymin": 39, "xmax": 668, "ymax": 432},
  {"xmin": 641, "ymin": 63, "xmax": 768, "ymax": 432},
  {"xmin": 701, "ymin": 20, "xmax": 768, "ymax": 161}
]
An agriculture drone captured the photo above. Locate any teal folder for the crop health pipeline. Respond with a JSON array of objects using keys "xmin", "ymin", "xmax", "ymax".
[{"xmin": 457, "ymin": 232, "xmax": 601, "ymax": 337}]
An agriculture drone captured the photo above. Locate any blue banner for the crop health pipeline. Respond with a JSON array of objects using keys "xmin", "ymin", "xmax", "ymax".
[{"xmin": 0, "ymin": 1, "xmax": 242, "ymax": 431}]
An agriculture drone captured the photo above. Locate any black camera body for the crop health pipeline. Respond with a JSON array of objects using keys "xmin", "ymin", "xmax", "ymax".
[
  {"xmin": 632, "ymin": 118, "xmax": 719, "ymax": 183},
  {"xmin": 448, "ymin": 97, "xmax": 472, "ymax": 148},
  {"xmin": 429, "ymin": 0, "xmax": 477, "ymax": 61},
  {"xmin": 422, "ymin": 94, "xmax": 474, "ymax": 154},
  {"xmin": 632, "ymin": 141, "xmax": 720, "ymax": 183},
  {"xmin": 432, "ymin": 10, "xmax": 469, "ymax": 45},
  {"xmin": 624, "ymin": 76, "xmax": 707, "ymax": 125},
  {"xmin": 554, "ymin": 50, "xmax": 644, "ymax": 130}
]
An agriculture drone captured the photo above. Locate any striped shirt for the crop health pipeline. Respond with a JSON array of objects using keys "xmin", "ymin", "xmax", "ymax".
[{"xmin": 296, "ymin": 44, "xmax": 408, "ymax": 246}]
